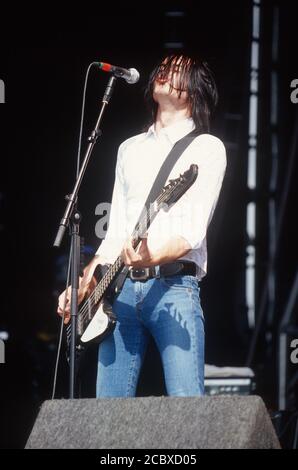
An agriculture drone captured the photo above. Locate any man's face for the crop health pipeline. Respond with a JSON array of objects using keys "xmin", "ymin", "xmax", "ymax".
[{"xmin": 153, "ymin": 56, "xmax": 190, "ymax": 104}]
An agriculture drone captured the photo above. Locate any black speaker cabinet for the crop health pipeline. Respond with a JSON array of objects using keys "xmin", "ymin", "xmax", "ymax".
[{"xmin": 26, "ymin": 395, "xmax": 280, "ymax": 449}]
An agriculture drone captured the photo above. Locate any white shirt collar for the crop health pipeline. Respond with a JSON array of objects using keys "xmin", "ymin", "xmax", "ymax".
[{"xmin": 146, "ymin": 118, "xmax": 195, "ymax": 145}]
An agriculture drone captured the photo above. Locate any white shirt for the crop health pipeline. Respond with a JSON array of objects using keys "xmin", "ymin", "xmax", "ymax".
[{"xmin": 95, "ymin": 118, "xmax": 226, "ymax": 280}]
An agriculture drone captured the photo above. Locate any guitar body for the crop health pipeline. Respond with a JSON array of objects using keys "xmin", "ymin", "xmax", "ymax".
[
  {"xmin": 66, "ymin": 263, "xmax": 118, "ymax": 355},
  {"xmin": 79, "ymin": 297, "xmax": 116, "ymax": 344},
  {"xmin": 64, "ymin": 265, "xmax": 119, "ymax": 393}
]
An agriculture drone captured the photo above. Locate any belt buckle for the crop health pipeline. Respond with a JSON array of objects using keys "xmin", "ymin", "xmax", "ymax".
[{"xmin": 130, "ymin": 267, "xmax": 150, "ymax": 281}]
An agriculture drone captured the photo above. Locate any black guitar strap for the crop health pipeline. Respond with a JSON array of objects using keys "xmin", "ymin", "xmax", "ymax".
[{"xmin": 143, "ymin": 129, "xmax": 198, "ymax": 214}]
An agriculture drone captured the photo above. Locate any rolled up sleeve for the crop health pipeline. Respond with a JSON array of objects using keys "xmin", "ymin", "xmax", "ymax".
[{"xmin": 158, "ymin": 139, "xmax": 227, "ymax": 250}]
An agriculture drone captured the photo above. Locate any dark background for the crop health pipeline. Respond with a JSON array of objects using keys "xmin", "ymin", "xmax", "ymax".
[{"xmin": 0, "ymin": 0, "xmax": 297, "ymax": 448}]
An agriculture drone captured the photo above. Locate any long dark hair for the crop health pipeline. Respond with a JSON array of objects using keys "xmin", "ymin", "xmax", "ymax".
[{"xmin": 144, "ymin": 54, "xmax": 218, "ymax": 134}]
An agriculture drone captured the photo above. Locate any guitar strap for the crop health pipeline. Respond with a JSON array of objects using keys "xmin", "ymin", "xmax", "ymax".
[
  {"xmin": 111, "ymin": 129, "xmax": 198, "ymax": 295},
  {"xmin": 142, "ymin": 129, "xmax": 198, "ymax": 214}
]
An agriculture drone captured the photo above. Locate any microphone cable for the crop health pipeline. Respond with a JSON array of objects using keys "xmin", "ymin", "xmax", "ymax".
[{"xmin": 51, "ymin": 62, "xmax": 97, "ymax": 399}]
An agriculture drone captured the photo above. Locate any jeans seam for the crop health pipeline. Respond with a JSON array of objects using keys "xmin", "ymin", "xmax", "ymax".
[
  {"xmin": 125, "ymin": 281, "xmax": 144, "ymax": 396},
  {"xmin": 192, "ymin": 290, "xmax": 199, "ymax": 393},
  {"xmin": 191, "ymin": 288, "xmax": 204, "ymax": 394},
  {"xmin": 125, "ymin": 325, "xmax": 142, "ymax": 396}
]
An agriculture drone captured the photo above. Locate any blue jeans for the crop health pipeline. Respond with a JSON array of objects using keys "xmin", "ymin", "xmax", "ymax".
[{"xmin": 96, "ymin": 274, "xmax": 205, "ymax": 397}]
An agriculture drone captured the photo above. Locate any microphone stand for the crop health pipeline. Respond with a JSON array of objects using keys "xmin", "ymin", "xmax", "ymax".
[{"xmin": 53, "ymin": 75, "xmax": 117, "ymax": 398}]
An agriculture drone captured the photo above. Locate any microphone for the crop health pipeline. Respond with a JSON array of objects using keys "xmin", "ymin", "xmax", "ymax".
[{"xmin": 97, "ymin": 62, "xmax": 140, "ymax": 84}]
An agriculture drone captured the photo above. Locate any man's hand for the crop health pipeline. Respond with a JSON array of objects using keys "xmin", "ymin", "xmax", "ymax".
[
  {"xmin": 121, "ymin": 235, "xmax": 192, "ymax": 268},
  {"xmin": 121, "ymin": 236, "xmax": 155, "ymax": 268},
  {"xmin": 57, "ymin": 275, "xmax": 98, "ymax": 324},
  {"xmin": 57, "ymin": 255, "xmax": 103, "ymax": 324}
]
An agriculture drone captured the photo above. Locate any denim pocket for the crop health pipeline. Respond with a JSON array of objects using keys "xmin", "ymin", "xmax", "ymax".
[{"xmin": 159, "ymin": 274, "xmax": 198, "ymax": 291}]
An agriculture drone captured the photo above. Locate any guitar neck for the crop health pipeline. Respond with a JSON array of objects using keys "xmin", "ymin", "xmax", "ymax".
[{"xmin": 92, "ymin": 203, "xmax": 159, "ymax": 303}]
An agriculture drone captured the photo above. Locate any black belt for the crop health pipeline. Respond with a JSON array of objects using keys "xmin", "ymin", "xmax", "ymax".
[{"xmin": 128, "ymin": 261, "xmax": 196, "ymax": 281}]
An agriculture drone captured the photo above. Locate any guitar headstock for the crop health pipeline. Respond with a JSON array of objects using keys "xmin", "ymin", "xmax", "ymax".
[{"xmin": 159, "ymin": 164, "xmax": 198, "ymax": 208}]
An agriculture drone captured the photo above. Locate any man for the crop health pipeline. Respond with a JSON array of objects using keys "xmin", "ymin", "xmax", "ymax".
[{"xmin": 58, "ymin": 53, "xmax": 226, "ymax": 397}]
